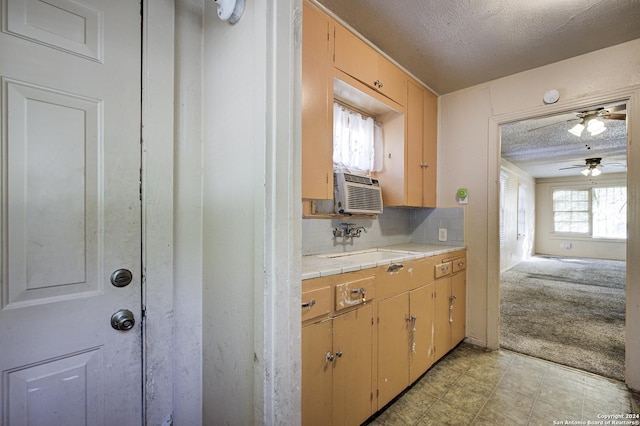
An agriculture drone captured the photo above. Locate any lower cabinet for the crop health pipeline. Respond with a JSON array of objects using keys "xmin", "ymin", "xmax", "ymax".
[
  {"xmin": 302, "ymin": 249, "xmax": 465, "ymax": 425},
  {"xmin": 302, "ymin": 304, "xmax": 374, "ymax": 426},
  {"xmin": 434, "ymin": 254, "xmax": 467, "ymax": 360},
  {"xmin": 377, "ymin": 283, "xmax": 435, "ymax": 409}
]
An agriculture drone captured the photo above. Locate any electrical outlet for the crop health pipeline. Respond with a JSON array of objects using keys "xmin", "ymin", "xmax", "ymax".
[{"xmin": 438, "ymin": 228, "xmax": 447, "ymax": 242}]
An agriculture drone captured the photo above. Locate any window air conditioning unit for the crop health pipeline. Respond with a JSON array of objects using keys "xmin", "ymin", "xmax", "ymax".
[{"xmin": 334, "ymin": 172, "xmax": 383, "ymax": 215}]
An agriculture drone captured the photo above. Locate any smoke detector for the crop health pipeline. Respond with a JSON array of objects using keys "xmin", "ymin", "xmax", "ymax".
[{"xmin": 214, "ymin": 0, "xmax": 245, "ymax": 24}]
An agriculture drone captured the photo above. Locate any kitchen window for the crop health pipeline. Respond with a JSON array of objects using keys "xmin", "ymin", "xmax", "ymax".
[{"xmin": 333, "ymin": 101, "xmax": 383, "ymax": 173}]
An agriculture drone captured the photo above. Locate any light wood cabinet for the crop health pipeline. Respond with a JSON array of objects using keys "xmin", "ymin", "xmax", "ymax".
[
  {"xmin": 302, "ymin": 320, "xmax": 333, "ymax": 426},
  {"xmin": 302, "ymin": 305, "xmax": 374, "ymax": 426},
  {"xmin": 302, "ymin": 0, "xmax": 333, "ymax": 200},
  {"xmin": 334, "ymin": 24, "xmax": 406, "ymax": 105},
  {"xmin": 409, "ymin": 283, "xmax": 435, "ymax": 383},
  {"xmin": 376, "ymin": 257, "xmax": 437, "ymax": 409},
  {"xmin": 434, "ymin": 253, "xmax": 467, "ymax": 360},
  {"xmin": 377, "ymin": 292, "xmax": 409, "ymax": 408},
  {"xmin": 380, "ymin": 79, "xmax": 437, "ymax": 207},
  {"xmin": 302, "ymin": 270, "xmax": 375, "ymax": 426},
  {"xmin": 302, "ymin": 250, "xmax": 464, "ymax": 424}
]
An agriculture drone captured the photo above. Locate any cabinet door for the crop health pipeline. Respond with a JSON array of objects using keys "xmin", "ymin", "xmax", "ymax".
[
  {"xmin": 302, "ymin": 1, "xmax": 333, "ymax": 199},
  {"xmin": 409, "ymin": 285, "xmax": 434, "ymax": 383},
  {"xmin": 377, "ymin": 293, "xmax": 410, "ymax": 409},
  {"xmin": 332, "ymin": 305, "xmax": 373, "ymax": 426},
  {"xmin": 433, "ymin": 277, "xmax": 451, "ymax": 360},
  {"xmin": 451, "ymin": 271, "xmax": 466, "ymax": 346},
  {"xmin": 422, "ymin": 89, "xmax": 438, "ymax": 207},
  {"xmin": 406, "ymin": 80, "xmax": 424, "ymax": 207},
  {"xmin": 334, "ymin": 24, "xmax": 378, "ymax": 94},
  {"xmin": 302, "ymin": 320, "xmax": 333, "ymax": 426},
  {"xmin": 376, "ymin": 55, "xmax": 407, "ymax": 105}
]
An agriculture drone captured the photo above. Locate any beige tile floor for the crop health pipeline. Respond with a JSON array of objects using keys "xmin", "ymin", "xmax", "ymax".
[{"xmin": 367, "ymin": 343, "xmax": 640, "ymax": 426}]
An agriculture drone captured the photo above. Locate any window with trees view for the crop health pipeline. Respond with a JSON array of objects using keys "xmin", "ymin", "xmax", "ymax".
[{"xmin": 552, "ymin": 187, "xmax": 626, "ymax": 239}]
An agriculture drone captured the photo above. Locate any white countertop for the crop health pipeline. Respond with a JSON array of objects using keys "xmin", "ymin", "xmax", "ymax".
[{"xmin": 302, "ymin": 243, "xmax": 466, "ymax": 280}]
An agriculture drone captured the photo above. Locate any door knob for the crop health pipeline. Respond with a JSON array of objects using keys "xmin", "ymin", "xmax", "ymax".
[{"xmin": 111, "ymin": 309, "xmax": 135, "ymax": 331}]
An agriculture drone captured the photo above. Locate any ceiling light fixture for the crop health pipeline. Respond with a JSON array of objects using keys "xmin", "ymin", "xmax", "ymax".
[
  {"xmin": 568, "ymin": 115, "xmax": 607, "ymax": 137},
  {"xmin": 581, "ymin": 158, "xmax": 602, "ymax": 177},
  {"xmin": 568, "ymin": 120, "xmax": 585, "ymax": 136}
]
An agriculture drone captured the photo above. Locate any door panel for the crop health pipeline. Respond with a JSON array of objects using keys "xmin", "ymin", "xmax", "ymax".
[
  {"xmin": 377, "ymin": 293, "xmax": 409, "ymax": 408},
  {"xmin": 0, "ymin": 0, "xmax": 142, "ymax": 424}
]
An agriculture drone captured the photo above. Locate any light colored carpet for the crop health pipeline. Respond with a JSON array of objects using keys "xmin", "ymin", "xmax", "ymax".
[{"xmin": 500, "ymin": 255, "xmax": 625, "ymax": 380}]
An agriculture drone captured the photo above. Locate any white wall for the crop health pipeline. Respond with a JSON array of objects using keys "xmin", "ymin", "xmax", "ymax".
[
  {"xmin": 500, "ymin": 160, "xmax": 535, "ymax": 272},
  {"xmin": 173, "ymin": 0, "xmax": 204, "ymax": 424},
  {"xmin": 201, "ymin": 1, "xmax": 300, "ymax": 425},
  {"xmin": 438, "ymin": 38, "xmax": 640, "ymax": 389},
  {"xmin": 536, "ymin": 173, "xmax": 626, "ymax": 260}
]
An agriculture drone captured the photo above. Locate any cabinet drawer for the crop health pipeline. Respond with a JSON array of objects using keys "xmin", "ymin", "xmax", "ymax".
[
  {"xmin": 302, "ymin": 286, "xmax": 331, "ymax": 322},
  {"xmin": 335, "ymin": 276, "xmax": 375, "ymax": 311},
  {"xmin": 452, "ymin": 257, "xmax": 466, "ymax": 273},
  {"xmin": 434, "ymin": 262, "xmax": 452, "ymax": 279}
]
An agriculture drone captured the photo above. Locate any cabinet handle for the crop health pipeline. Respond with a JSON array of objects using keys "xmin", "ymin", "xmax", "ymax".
[
  {"xmin": 387, "ymin": 263, "xmax": 404, "ymax": 273},
  {"xmin": 351, "ymin": 287, "xmax": 366, "ymax": 303},
  {"xmin": 301, "ymin": 299, "xmax": 316, "ymax": 309},
  {"xmin": 457, "ymin": 262, "xmax": 464, "ymax": 267},
  {"xmin": 326, "ymin": 352, "xmax": 334, "ymax": 362},
  {"xmin": 407, "ymin": 315, "xmax": 417, "ymax": 353},
  {"xmin": 336, "ymin": 351, "xmax": 343, "ymax": 358},
  {"xmin": 441, "ymin": 266, "xmax": 449, "ymax": 273}
]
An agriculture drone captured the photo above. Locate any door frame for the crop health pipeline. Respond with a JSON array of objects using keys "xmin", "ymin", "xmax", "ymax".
[
  {"xmin": 487, "ymin": 85, "xmax": 640, "ymax": 389},
  {"xmin": 141, "ymin": 1, "xmax": 175, "ymax": 424}
]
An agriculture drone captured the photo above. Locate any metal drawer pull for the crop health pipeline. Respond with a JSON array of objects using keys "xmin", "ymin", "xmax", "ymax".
[
  {"xmin": 457, "ymin": 262, "xmax": 464, "ymax": 267},
  {"xmin": 301, "ymin": 299, "xmax": 316, "ymax": 309},
  {"xmin": 441, "ymin": 266, "xmax": 449, "ymax": 272},
  {"xmin": 351, "ymin": 287, "xmax": 366, "ymax": 303},
  {"xmin": 387, "ymin": 263, "xmax": 404, "ymax": 273}
]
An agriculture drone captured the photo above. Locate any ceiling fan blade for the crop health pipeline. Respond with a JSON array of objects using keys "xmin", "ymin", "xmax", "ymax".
[
  {"xmin": 604, "ymin": 105, "xmax": 626, "ymax": 113},
  {"xmin": 602, "ymin": 113, "xmax": 626, "ymax": 120},
  {"xmin": 528, "ymin": 118, "xmax": 578, "ymax": 132},
  {"xmin": 559, "ymin": 165, "xmax": 584, "ymax": 170},
  {"xmin": 603, "ymin": 162, "xmax": 626, "ymax": 168}
]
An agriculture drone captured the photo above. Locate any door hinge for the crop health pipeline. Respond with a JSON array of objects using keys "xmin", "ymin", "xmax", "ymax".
[
  {"xmin": 141, "ymin": 304, "xmax": 147, "ymax": 320},
  {"xmin": 370, "ymin": 392, "xmax": 373, "ymax": 401}
]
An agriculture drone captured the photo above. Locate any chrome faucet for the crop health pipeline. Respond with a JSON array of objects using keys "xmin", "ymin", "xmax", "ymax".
[{"xmin": 333, "ymin": 223, "xmax": 367, "ymax": 238}]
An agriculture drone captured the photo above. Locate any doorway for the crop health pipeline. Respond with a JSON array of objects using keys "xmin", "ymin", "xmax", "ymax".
[{"xmin": 498, "ymin": 103, "xmax": 627, "ymax": 380}]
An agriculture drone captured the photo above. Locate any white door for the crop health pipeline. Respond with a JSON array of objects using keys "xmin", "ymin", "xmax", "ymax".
[{"xmin": 0, "ymin": 0, "xmax": 142, "ymax": 424}]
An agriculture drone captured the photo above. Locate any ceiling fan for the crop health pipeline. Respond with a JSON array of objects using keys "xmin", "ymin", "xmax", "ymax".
[
  {"xmin": 528, "ymin": 105, "xmax": 626, "ymax": 135},
  {"xmin": 568, "ymin": 106, "xmax": 626, "ymax": 137},
  {"xmin": 559, "ymin": 157, "xmax": 626, "ymax": 176}
]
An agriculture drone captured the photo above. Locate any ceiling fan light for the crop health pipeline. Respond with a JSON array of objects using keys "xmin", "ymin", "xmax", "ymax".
[
  {"xmin": 568, "ymin": 123, "xmax": 585, "ymax": 136},
  {"xmin": 589, "ymin": 126, "xmax": 607, "ymax": 136},
  {"xmin": 591, "ymin": 168, "xmax": 602, "ymax": 176},
  {"xmin": 587, "ymin": 118, "xmax": 605, "ymax": 132},
  {"xmin": 581, "ymin": 168, "xmax": 590, "ymax": 176}
]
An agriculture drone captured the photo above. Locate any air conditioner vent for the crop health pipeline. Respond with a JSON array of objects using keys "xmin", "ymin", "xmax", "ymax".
[{"xmin": 334, "ymin": 172, "xmax": 383, "ymax": 215}]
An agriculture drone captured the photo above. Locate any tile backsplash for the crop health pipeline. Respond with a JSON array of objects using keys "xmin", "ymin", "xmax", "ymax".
[{"xmin": 302, "ymin": 207, "xmax": 464, "ymax": 255}]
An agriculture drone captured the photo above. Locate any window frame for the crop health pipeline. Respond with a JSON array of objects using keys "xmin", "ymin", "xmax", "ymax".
[{"xmin": 551, "ymin": 185, "xmax": 627, "ymax": 241}]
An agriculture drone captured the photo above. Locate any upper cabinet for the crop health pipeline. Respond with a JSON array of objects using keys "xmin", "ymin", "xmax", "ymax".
[
  {"xmin": 378, "ymin": 79, "xmax": 437, "ymax": 207},
  {"xmin": 302, "ymin": 1, "xmax": 334, "ymax": 200},
  {"xmin": 334, "ymin": 24, "xmax": 407, "ymax": 106},
  {"xmin": 301, "ymin": 0, "xmax": 437, "ymax": 207}
]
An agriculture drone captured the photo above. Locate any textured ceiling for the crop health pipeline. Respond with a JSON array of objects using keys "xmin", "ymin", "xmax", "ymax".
[
  {"xmin": 315, "ymin": 0, "xmax": 640, "ymax": 95},
  {"xmin": 501, "ymin": 103, "xmax": 627, "ymax": 178}
]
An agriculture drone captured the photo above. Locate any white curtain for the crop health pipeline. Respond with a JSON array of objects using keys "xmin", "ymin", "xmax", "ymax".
[{"xmin": 333, "ymin": 103, "xmax": 382, "ymax": 172}]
